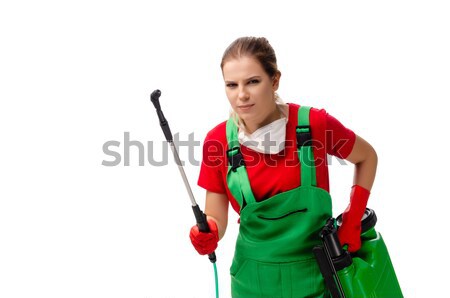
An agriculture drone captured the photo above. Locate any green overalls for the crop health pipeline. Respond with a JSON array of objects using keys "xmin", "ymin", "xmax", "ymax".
[{"xmin": 226, "ymin": 106, "xmax": 332, "ymax": 298}]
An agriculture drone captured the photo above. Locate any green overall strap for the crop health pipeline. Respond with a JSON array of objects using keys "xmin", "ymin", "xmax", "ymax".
[
  {"xmin": 297, "ymin": 106, "xmax": 317, "ymax": 187},
  {"xmin": 226, "ymin": 119, "xmax": 257, "ymax": 208}
]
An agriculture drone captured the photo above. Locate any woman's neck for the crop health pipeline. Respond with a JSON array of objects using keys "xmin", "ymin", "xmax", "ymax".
[{"xmin": 242, "ymin": 104, "xmax": 283, "ymax": 134}]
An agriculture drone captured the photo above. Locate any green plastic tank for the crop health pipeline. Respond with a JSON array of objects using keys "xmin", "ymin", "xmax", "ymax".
[{"xmin": 314, "ymin": 208, "xmax": 403, "ymax": 298}]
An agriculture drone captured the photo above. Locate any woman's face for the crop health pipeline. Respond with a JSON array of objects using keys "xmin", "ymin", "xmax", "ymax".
[{"xmin": 222, "ymin": 56, "xmax": 280, "ymax": 133}]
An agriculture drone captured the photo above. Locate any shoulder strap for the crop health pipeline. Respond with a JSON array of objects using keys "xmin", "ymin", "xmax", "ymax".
[
  {"xmin": 296, "ymin": 106, "xmax": 317, "ymax": 187},
  {"xmin": 225, "ymin": 119, "xmax": 256, "ymax": 208}
]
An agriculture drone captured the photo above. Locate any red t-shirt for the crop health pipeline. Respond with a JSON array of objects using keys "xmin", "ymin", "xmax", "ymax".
[{"xmin": 198, "ymin": 103, "xmax": 356, "ymax": 214}]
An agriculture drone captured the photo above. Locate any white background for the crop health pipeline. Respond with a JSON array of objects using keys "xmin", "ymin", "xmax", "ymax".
[{"xmin": 1, "ymin": 0, "xmax": 449, "ymax": 297}]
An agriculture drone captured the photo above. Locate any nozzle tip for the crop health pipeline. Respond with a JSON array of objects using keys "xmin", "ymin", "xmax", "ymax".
[{"xmin": 151, "ymin": 89, "xmax": 161, "ymax": 102}]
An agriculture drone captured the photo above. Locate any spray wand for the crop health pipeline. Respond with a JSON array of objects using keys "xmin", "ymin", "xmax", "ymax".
[{"xmin": 150, "ymin": 89, "xmax": 218, "ymax": 296}]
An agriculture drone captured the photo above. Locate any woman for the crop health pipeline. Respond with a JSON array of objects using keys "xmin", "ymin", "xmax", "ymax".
[{"xmin": 189, "ymin": 37, "xmax": 377, "ymax": 298}]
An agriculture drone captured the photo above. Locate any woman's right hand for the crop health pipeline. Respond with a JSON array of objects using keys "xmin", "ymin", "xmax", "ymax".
[{"xmin": 189, "ymin": 219, "xmax": 219, "ymax": 255}]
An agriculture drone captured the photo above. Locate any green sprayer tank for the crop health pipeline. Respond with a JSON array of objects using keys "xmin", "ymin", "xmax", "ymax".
[{"xmin": 313, "ymin": 208, "xmax": 403, "ymax": 298}]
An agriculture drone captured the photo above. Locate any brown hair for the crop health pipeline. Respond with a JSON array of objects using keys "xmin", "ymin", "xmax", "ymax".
[{"xmin": 220, "ymin": 37, "xmax": 279, "ymax": 78}]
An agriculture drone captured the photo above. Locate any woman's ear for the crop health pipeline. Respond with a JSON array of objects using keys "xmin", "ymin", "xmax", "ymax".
[{"xmin": 272, "ymin": 71, "xmax": 281, "ymax": 91}]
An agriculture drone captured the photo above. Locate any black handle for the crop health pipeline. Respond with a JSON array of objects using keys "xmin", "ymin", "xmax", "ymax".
[
  {"xmin": 314, "ymin": 218, "xmax": 349, "ymax": 298},
  {"xmin": 150, "ymin": 89, "xmax": 173, "ymax": 142},
  {"xmin": 313, "ymin": 246, "xmax": 344, "ymax": 298},
  {"xmin": 320, "ymin": 218, "xmax": 353, "ymax": 271},
  {"xmin": 321, "ymin": 218, "xmax": 345, "ymax": 258},
  {"xmin": 192, "ymin": 205, "xmax": 217, "ymax": 263}
]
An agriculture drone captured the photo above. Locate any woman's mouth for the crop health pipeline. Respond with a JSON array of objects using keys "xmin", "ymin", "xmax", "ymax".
[{"xmin": 238, "ymin": 104, "xmax": 254, "ymax": 111}]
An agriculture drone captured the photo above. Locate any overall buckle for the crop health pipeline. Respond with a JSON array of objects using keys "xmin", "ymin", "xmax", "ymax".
[
  {"xmin": 296, "ymin": 125, "xmax": 312, "ymax": 147},
  {"xmin": 227, "ymin": 147, "xmax": 245, "ymax": 172}
]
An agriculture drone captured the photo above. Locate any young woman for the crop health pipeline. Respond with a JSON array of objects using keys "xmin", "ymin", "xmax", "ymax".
[{"xmin": 189, "ymin": 37, "xmax": 377, "ymax": 298}]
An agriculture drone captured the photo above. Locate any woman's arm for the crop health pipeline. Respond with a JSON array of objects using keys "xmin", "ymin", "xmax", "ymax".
[
  {"xmin": 205, "ymin": 190, "xmax": 229, "ymax": 240},
  {"xmin": 345, "ymin": 135, "xmax": 378, "ymax": 190},
  {"xmin": 337, "ymin": 134, "xmax": 378, "ymax": 252}
]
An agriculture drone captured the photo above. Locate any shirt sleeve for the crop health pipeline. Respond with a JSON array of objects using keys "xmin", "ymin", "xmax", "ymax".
[
  {"xmin": 197, "ymin": 130, "xmax": 227, "ymax": 194},
  {"xmin": 325, "ymin": 112, "xmax": 356, "ymax": 159}
]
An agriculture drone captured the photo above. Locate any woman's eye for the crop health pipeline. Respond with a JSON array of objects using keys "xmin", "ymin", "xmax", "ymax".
[
  {"xmin": 249, "ymin": 79, "xmax": 260, "ymax": 84},
  {"xmin": 226, "ymin": 83, "xmax": 237, "ymax": 88}
]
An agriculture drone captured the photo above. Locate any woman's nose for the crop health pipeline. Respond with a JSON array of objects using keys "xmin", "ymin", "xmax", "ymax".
[{"xmin": 238, "ymin": 87, "xmax": 249, "ymax": 101}]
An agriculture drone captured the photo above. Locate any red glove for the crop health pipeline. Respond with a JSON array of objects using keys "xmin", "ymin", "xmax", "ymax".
[
  {"xmin": 338, "ymin": 185, "xmax": 370, "ymax": 252},
  {"xmin": 189, "ymin": 219, "xmax": 219, "ymax": 255}
]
